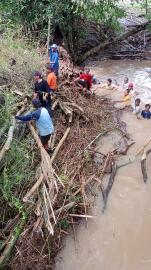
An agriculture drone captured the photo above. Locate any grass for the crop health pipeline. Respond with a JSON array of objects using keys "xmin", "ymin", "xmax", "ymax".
[
  {"xmin": 0, "ymin": 32, "xmax": 43, "ymax": 228},
  {"xmin": 0, "ymin": 31, "xmax": 44, "ymax": 95}
]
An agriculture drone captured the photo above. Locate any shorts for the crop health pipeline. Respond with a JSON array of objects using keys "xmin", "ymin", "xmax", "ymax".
[
  {"xmin": 78, "ymin": 80, "xmax": 91, "ymax": 90},
  {"xmin": 40, "ymin": 134, "xmax": 51, "ymax": 146},
  {"xmin": 78, "ymin": 79, "xmax": 86, "ymax": 87}
]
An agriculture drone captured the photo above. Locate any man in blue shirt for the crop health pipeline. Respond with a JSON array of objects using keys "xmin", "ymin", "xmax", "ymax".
[
  {"xmin": 141, "ymin": 104, "xmax": 151, "ymax": 119},
  {"xmin": 15, "ymin": 99, "xmax": 54, "ymax": 151},
  {"xmin": 50, "ymin": 44, "xmax": 59, "ymax": 76}
]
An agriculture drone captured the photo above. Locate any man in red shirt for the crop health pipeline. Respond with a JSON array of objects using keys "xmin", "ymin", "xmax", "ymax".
[{"xmin": 74, "ymin": 68, "xmax": 93, "ymax": 91}]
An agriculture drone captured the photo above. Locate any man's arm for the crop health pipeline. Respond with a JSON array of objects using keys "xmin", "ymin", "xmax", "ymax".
[
  {"xmin": 141, "ymin": 111, "xmax": 145, "ymax": 118},
  {"xmin": 33, "ymin": 83, "xmax": 38, "ymax": 98},
  {"xmin": 15, "ymin": 109, "xmax": 41, "ymax": 122},
  {"xmin": 147, "ymin": 112, "xmax": 151, "ymax": 119},
  {"xmin": 43, "ymin": 81, "xmax": 52, "ymax": 99}
]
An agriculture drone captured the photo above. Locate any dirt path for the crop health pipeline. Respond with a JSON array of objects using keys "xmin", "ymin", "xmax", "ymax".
[{"xmin": 55, "ymin": 62, "xmax": 151, "ymax": 270}]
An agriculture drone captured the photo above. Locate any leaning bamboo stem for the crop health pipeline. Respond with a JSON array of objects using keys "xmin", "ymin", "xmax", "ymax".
[
  {"xmin": 23, "ymin": 174, "xmax": 44, "ymax": 202},
  {"xmin": 0, "ymin": 105, "xmax": 25, "ymax": 162},
  {"xmin": 50, "ymin": 127, "xmax": 70, "ymax": 164}
]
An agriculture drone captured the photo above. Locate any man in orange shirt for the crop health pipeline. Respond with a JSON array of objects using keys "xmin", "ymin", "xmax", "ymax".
[{"xmin": 46, "ymin": 65, "xmax": 57, "ymax": 91}]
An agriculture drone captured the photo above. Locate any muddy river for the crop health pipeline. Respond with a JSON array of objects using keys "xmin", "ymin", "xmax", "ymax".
[{"xmin": 55, "ymin": 60, "xmax": 151, "ymax": 270}]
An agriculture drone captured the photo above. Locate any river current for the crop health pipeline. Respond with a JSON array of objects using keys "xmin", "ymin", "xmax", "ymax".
[{"xmin": 55, "ymin": 60, "xmax": 151, "ymax": 270}]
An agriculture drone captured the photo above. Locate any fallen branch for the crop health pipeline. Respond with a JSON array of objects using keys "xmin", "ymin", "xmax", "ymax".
[
  {"xmin": 0, "ymin": 218, "xmax": 26, "ymax": 267},
  {"xmin": 52, "ymin": 99, "xmax": 59, "ymax": 111},
  {"xmin": 0, "ymin": 117, "xmax": 16, "ymax": 163},
  {"xmin": 23, "ymin": 174, "xmax": 44, "ymax": 202},
  {"xmin": 101, "ymin": 161, "xmax": 117, "ymax": 212},
  {"xmin": 136, "ymin": 137, "xmax": 151, "ymax": 156},
  {"xmin": 12, "ymin": 90, "xmax": 23, "ymax": 96},
  {"xmin": 69, "ymin": 214, "xmax": 95, "ymax": 219},
  {"xmin": 79, "ymin": 21, "xmax": 151, "ymax": 62},
  {"xmin": 55, "ymin": 202, "xmax": 75, "ymax": 214},
  {"xmin": 83, "ymin": 128, "xmax": 114, "ymax": 153},
  {"xmin": 141, "ymin": 148, "xmax": 151, "ymax": 183},
  {"xmin": 64, "ymin": 102, "xmax": 84, "ymax": 113},
  {"xmin": 0, "ymin": 105, "xmax": 26, "ymax": 163},
  {"xmin": 50, "ymin": 127, "xmax": 70, "ymax": 164}
]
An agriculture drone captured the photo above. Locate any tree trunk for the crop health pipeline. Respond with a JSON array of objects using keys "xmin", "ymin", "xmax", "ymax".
[{"xmin": 78, "ymin": 21, "xmax": 151, "ymax": 63}]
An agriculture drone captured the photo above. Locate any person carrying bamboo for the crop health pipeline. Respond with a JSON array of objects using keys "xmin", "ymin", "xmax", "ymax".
[{"xmin": 15, "ymin": 99, "xmax": 54, "ymax": 152}]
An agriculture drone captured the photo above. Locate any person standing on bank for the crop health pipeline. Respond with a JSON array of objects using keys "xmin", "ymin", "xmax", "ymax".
[
  {"xmin": 46, "ymin": 65, "xmax": 57, "ymax": 91},
  {"xmin": 15, "ymin": 99, "xmax": 54, "ymax": 152},
  {"xmin": 50, "ymin": 44, "xmax": 59, "ymax": 76},
  {"xmin": 33, "ymin": 71, "xmax": 52, "ymax": 116}
]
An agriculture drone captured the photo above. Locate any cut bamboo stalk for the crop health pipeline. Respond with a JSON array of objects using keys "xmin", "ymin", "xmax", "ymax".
[
  {"xmin": 43, "ymin": 184, "xmax": 56, "ymax": 224},
  {"xmin": 50, "ymin": 127, "xmax": 70, "ymax": 164},
  {"xmin": 69, "ymin": 214, "xmax": 95, "ymax": 219},
  {"xmin": 136, "ymin": 138, "xmax": 151, "ymax": 156},
  {"xmin": 0, "ymin": 105, "xmax": 25, "ymax": 162},
  {"xmin": 23, "ymin": 174, "xmax": 44, "ymax": 202}
]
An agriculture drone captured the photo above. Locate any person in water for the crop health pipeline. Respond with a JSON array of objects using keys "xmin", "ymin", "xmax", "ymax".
[
  {"xmin": 141, "ymin": 104, "xmax": 151, "ymax": 119},
  {"xmin": 123, "ymin": 82, "xmax": 134, "ymax": 95},
  {"xmin": 15, "ymin": 99, "xmax": 54, "ymax": 151},
  {"xmin": 101, "ymin": 78, "xmax": 118, "ymax": 91},
  {"xmin": 74, "ymin": 68, "xmax": 93, "ymax": 90},
  {"xmin": 123, "ymin": 88, "xmax": 131, "ymax": 102},
  {"xmin": 132, "ymin": 98, "xmax": 141, "ymax": 119},
  {"xmin": 123, "ymin": 76, "xmax": 129, "ymax": 90},
  {"xmin": 115, "ymin": 88, "xmax": 131, "ymax": 104}
]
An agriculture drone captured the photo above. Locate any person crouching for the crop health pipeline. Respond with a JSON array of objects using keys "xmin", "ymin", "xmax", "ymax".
[{"xmin": 15, "ymin": 99, "xmax": 54, "ymax": 152}]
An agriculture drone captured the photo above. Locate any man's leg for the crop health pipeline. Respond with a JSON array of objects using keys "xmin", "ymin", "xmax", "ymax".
[
  {"xmin": 45, "ymin": 100, "xmax": 53, "ymax": 117},
  {"xmin": 40, "ymin": 135, "xmax": 51, "ymax": 151}
]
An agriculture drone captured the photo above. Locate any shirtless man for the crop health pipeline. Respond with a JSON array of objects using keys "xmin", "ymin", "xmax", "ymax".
[{"xmin": 101, "ymin": 78, "xmax": 118, "ymax": 91}]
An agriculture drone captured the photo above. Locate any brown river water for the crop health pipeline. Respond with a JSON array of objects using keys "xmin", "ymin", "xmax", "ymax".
[{"xmin": 55, "ymin": 60, "xmax": 151, "ymax": 270}]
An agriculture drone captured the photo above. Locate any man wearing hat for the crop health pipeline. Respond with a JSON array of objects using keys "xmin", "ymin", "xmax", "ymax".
[
  {"xmin": 15, "ymin": 99, "xmax": 54, "ymax": 152},
  {"xmin": 50, "ymin": 44, "xmax": 59, "ymax": 76}
]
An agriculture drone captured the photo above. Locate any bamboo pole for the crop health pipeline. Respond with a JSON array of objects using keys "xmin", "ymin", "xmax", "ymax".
[
  {"xmin": 0, "ymin": 106, "xmax": 25, "ymax": 162},
  {"xmin": 50, "ymin": 127, "xmax": 70, "ymax": 164},
  {"xmin": 23, "ymin": 174, "xmax": 44, "ymax": 202}
]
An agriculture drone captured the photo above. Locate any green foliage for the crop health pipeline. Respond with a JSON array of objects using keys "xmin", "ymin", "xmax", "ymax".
[
  {"xmin": 1, "ymin": 0, "xmax": 125, "ymax": 45},
  {"xmin": 0, "ymin": 32, "xmax": 43, "ymax": 94},
  {"xmin": 0, "ymin": 93, "xmax": 17, "ymax": 127},
  {"xmin": 59, "ymin": 174, "xmax": 69, "ymax": 184},
  {"xmin": 0, "ymin": 34, "xmax": 40, "ymax": 229},
  {"xmin": 59, "ymin": 218, "xmax": 70, "ymax": 230},
  {"xmin": 129, "ymin": 0, "xmax": 151, "ymax": 14},
  {"xmin": 0, "ymin": 137, "xmax": 35, "ymax": 213}
]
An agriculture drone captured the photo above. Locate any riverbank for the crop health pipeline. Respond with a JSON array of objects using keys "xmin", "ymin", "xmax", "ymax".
[
  {"xmin": 0, "ymin": 36, "xmax": 121, "ymax": 269},
  {"xmin": 55, "ymin": 61, "xmax": 151, "ymax": 270}
]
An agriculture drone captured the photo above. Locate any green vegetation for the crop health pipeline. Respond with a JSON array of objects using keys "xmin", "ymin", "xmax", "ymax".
[
  {"xmin": 0, "ymin": 34, "xmax": 42, "ymax": 229},
  {"xmin": 0, "ymin": 0, "xmax": 125, "ymax": 55}
]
